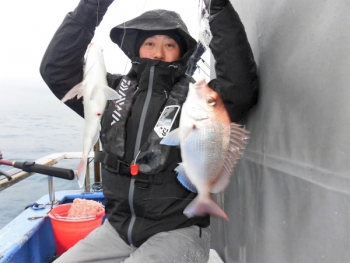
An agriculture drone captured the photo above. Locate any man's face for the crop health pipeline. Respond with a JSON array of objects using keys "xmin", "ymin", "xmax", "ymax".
[{"xmin": 139, "ymin": 35, "xmax": 181, "ymax": 62}]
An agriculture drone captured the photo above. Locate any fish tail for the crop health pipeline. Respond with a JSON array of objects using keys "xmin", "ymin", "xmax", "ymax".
[
  {"xmin": 76, "ymin": 158, "xmax": 87, "ymax": 188},
  {"xmin": 183, "ymin": 195, "xmax": 229, "ymax": 221}
]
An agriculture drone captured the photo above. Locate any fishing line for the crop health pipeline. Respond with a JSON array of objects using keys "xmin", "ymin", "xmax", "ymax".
[
  {"xmin": 96, "ymin": 0, "xmax": 100, "ymax": 28},
  {"xmin": 120, "ymin": 23, "xmax": 129, "ymax": 74},
  {"xmin": 121, "ymin": 0, "xmax": 148, "ymax": 74},
  {"xmin": 201, "ymin": 58, "xmax": 210, "ymax": 69},
  {"xmin": 195, "ymin": 0, "xmax": 203, "ymax": 41},
  {"xmin": 197, "ymin": 65, "xmax": 210, "ymax": 77},
  {"xmin": 141, "ymin": 0, "xmax": 148, "ymax": 14},
  {"xmin": 119, "ymin": 22, "xmax": 127, "ymax": 52}
]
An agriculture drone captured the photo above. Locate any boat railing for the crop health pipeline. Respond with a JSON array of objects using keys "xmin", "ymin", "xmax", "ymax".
[{"xmin": 0, "ymin": 152, "xmax": 97, "ymax": 199}]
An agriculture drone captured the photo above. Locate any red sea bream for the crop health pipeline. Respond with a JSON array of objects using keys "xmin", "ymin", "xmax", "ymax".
[{"xmin": 161, "ymin": 80, "xmax": 249, "ymax": 220}]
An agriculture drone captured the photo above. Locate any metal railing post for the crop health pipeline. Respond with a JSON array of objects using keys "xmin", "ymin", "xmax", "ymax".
[
  {"xmin": 48, "ymin": 176, "xmax": 55, "ymax": 203},
  {"xmin": 84, "ymin": 161, "xmax": 91, "ymax": 192},
  {"xmin": 93, "ymin": 142, "xmax": 101, "ymax": 182}
]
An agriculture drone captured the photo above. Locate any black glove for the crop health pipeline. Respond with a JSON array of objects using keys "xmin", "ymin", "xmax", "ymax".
[
  {"xmin": 204, "ymin": 0, "xmax": 229, "ymax": 15},
  {"xmin": 84, "ymin": 0, "xmax": 114, "ymax": 12}
]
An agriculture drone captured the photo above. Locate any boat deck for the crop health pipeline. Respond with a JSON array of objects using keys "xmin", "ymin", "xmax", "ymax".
[{"xmin": 0, "ymin": 190, "xmax": 223, "ymax": 262}]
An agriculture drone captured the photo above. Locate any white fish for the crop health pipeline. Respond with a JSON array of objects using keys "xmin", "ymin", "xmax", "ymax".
[
  {"xmin": 161, "ymin": 80, "xmax": 249, "ymax": 220},
  {"xmin": 61, "ymin": 43, "xmax": 120, "ymax": 187}
]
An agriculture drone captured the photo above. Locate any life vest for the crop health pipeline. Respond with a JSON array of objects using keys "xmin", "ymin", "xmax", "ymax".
[{"xmin": 99, "ymin": 60, "xmax": 193, "ymax": 174}]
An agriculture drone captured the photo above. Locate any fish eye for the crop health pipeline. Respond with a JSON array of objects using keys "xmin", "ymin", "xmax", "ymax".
[{"xmin": 207, "ymin": 97, "xmax": 216, "ymax": 106}]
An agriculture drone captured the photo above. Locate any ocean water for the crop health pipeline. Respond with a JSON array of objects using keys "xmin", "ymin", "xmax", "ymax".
[{"xmin": 0, "ymin": 85, "xmax": 89, "ymax": 229}]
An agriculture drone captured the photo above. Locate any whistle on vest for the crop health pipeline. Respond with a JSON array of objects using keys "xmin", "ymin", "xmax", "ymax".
[
  {"xmin": 131, "ymin": 151, "xmax": 140, "ymax": 176},
  {"xmin": 130, "ymin": 163, "xmax": 139, "ymax": 176}
]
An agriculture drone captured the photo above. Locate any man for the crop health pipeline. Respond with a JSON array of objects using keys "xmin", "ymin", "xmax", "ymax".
[{"xmin": 40, "ymin": 0, "xmax": 258, "ymax": 262}]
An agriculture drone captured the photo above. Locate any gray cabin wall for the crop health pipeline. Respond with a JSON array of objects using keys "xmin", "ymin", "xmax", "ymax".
[{"xmin": 210, "ymin": 0, "xmax": 350, "ymax": 262}]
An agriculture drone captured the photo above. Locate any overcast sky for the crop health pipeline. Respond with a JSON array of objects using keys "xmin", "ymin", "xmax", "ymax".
[{"xmin": 0, "ymin": 0, "xmax": 206, "ymax": 92}]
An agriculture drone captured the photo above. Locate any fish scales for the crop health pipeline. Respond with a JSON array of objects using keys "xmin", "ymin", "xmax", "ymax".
[{"xmin": 183, "ymin": 121, "xmax": 230, "ymax": 184}]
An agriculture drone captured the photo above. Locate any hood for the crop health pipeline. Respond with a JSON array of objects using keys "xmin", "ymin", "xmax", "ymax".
[{"xmin": 110, "ymin": 9, "xmax": 197, "ymax": 64}]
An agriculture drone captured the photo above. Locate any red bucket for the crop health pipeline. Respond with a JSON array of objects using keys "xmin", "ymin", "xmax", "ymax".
[{"xmin": 49, "ymin": 203, "xmax": 105, "ymax": 256}]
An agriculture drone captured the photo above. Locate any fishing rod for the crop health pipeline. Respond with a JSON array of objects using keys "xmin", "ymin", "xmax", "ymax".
[{"xmin": 0, "ymin": 159, "xmax": 75, "ymax": 181}]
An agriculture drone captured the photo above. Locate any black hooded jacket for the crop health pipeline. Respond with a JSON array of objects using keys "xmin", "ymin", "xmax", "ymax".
[{"xmin": 40, "ymin": 0, "xmax": 258, "ymax": 247}]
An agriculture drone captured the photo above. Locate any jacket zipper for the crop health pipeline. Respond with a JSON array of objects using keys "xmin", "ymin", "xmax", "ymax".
[{"xmin": 127, "ymin": 65, "xmax": 155, "ymax": 246}]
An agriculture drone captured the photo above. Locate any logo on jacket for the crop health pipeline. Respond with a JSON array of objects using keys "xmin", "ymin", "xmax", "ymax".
[
  {"xmin": 154, "ymin": 105, "xmax": 180, "ymax": 138},
  {"xmin": 111, "ymin": 78, "xmax": 131, "ymax": 126}
]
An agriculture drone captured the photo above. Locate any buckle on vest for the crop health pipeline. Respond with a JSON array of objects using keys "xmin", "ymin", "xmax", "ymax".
[
  {"xmin": 95, "ymin": 151, "xmax": 129, "ymax": 174},
  {"xmin": 101, "ymin": 152, "xmax": 119, "ymax": 173},
  {"xmin": 135, "ymin": 178, "xmax": 150, "ymax": 189},
  {"xmin": 105, "ymin": 161, "xmax": 120, "ymax": 173}
]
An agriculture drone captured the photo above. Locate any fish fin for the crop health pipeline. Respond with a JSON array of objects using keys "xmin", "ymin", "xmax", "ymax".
[
  {"xmin": 160, "ymin": 128, "xmax": 181, "ymax": 146},
  {"xmin": 77, "ymin": 88, "xmax": 84, "ymax": 100},
  {"xmin": 229, "ymin": 123, "xmax": 250, "ymax": 149},
  {"xmin": 90, "ymin": 85, "xmax": 120, "ymax": 101},
  {"xmin": 61, "ymin": 82, "xmax": 84, "ymax": 103},
  {"xmin": 102, "ymin": 85, "xmax": 121, "ymax": 100},
  {"xmin": 183, "ymin": 195, "xmax": 229, "ymax": 221},
  {"xmin": 210, "ymin": 171, "xmax": 230, "ymax": 194},
  {"xmin": 176, "ymin": 164, "xmax": 197, "ymax": 193},
  {"xmin": 211, "ymin": 123, "xmax": 249, "ymax": 193},
  {"xmin": 76, "ymin": 158, "xmax": 87, "ymax": 188}
]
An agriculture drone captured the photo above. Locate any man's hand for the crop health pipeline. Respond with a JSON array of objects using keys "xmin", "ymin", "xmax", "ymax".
[
  {"xmin": 84, "ymin": 0, "xmax": 114, "ymax": 12},
  {"xmin": 204, "ymin": 0, "xmax": 228, "ymax": 15}
]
